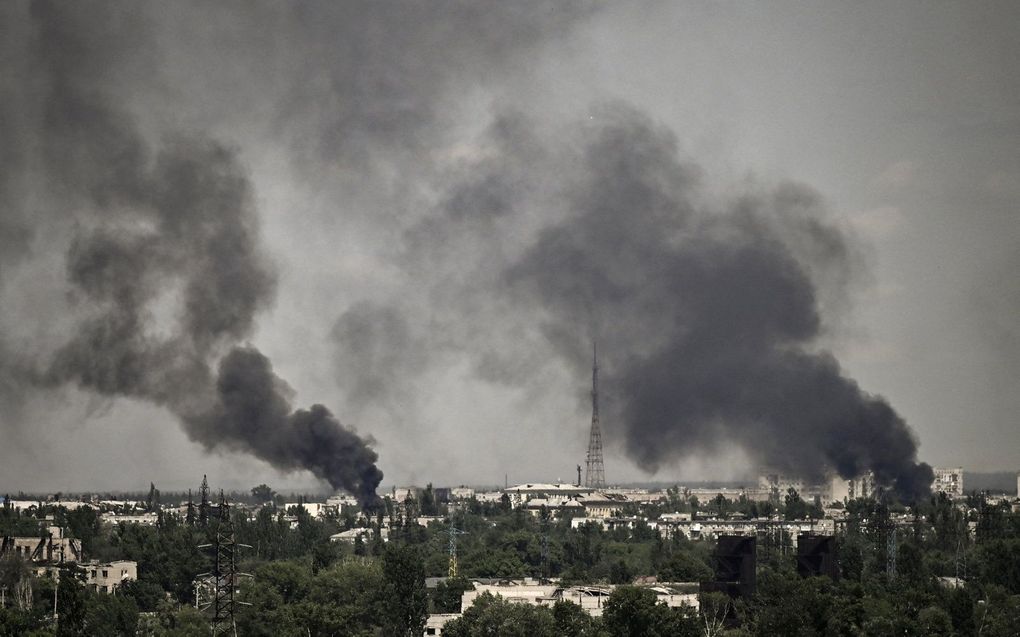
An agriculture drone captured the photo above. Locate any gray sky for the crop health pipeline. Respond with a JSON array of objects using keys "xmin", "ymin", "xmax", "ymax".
[{"xmin": 1, "ymin": 1, "xmax": 1017, "ymax": 493}]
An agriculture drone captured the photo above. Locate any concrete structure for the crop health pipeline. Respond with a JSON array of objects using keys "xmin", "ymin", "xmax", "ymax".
[
  {"xmin": 461, "ymin": 580, "xmax": 698, "ymax": 617},
  {"xmin": 101, "ymin": 512, "xmax": 159, "ymax": 526},
  {"xmin": 5, "ymin": 500, "xmax": 95, "ymax": 513},
  {"xmin": 828, "ymin": 472, "xmax": 877, "ymax": 503},
  {"xmin": 284, "ymin": 502, "xmax": 328, "ymax": 518},
  {"xmin": 504, "ymin": 483, "xmax": 593, "ymax": 507},
  {"xmin": 83, "ymin": 560, "xmax": 137, "ymax": 593},
  {"xmin": 424, "ymin": 613, "xmax": 460, "ymax": 635},
  {"xmin": 2, "ymin": 526, "xmax": 81, "ymax": 563},
  {"xmin": 329, "ymin": 527, "xmax": 389, "ymax": 543},
  {"xmin": 391, "ymin": 487, "xmax": 420, "ymax": 503},
  {"xmin": 570, "ymin": 516, "xmax": 639, "ymax": 532},
  {"xmin": 932, "ymin": 467, "xmax": 964, "ymax": 498},
  {"xmin": 656, "ymin": 517, "xmax": 835, "ymax": 546}
]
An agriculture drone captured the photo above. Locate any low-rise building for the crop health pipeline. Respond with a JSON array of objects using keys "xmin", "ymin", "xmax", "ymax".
[
  {"xmin": 101, "ymin": 512, "xmax": 159, "ymax": 526},
  {"xmin": 1, "ymin": 526, "xmax": 82, "ymax": 563},
  {"xmin": 83, "ymin": 560, "xmax": 137, "ymax": 593},
  {"xmin": 424, "ymin": 613, "xmax": 460, "ymax": 636},
  {"xmin": 460, "ymin": 580, "xmax": 698, "ymax": 617},
  {"xmin": 329, "ymin": 527, "xmax": 389, "ymax": 543}
]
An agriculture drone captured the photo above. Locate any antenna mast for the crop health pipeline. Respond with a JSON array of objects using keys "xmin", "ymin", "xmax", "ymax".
[{"xmin": 585, "ymin": 343, "xmax": 606, "ymax": 489}]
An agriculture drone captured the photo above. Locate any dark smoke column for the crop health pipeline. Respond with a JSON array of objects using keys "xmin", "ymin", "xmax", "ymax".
[
  {"xmin": 8, "ymin": 2, "xmax": 384, "ymax": 508},
  {"xmin": 506, "ymin": 105, "xmax": 934, "ymax": 502},
  {"xmin": 186, "ymin": 348, "xmax": 383, "ymax": 510}
]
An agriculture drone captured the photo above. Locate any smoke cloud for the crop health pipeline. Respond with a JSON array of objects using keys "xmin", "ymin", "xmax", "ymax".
[
  {"xmin": 502, "ymin": 106, "xmax": 934, "ymax": 500},
  {"xmin": 1, "ymin": 2, "xmax": 959, "ymax": 500},
  {"xmin": 0, "ymin": 1, "xmax": 383, "ymax": 504},
  {"xmin": 361, "ymin": 104, "xmax": 933, "ymax": 501}
]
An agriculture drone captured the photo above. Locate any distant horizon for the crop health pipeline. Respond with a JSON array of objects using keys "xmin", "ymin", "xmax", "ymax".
[{"xmin": 3, "ymin": 469, "xmax": 1017, "ymax": 500}]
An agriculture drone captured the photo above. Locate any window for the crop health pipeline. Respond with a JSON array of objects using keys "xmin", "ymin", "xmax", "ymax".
[{"xmin": 102, "ymin": 570, "xmax": 108, "ymax": 578}]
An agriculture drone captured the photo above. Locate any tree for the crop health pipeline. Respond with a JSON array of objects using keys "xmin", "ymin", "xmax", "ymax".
[
  {"xmin": 783, "ymin": 488, "xmax": 809, "ymax": 521},
  {"xmin": 552, "ymin": 599, "xmax": 607, "ymax": 636},
  {"xmin": 56, "ymin": 566, "xmax": 87, "ymax": 637},
  {"xmin": 431, "ymin": 576, "xmax": 473, "ymax": 614},
  {"xmin": 84, "ymin": 590, "xmax": 139, "ymax": 636},
  {"xmin": 421, "ymin": 483, "xmax": 439, "ymax": 516},
  {"xmin": 250, "ymin": 484, "xmax": 276, "ymax": 505},
  {"xmin": 658, "ymin": 551, "xmax": 712, "ymax": 582},
  {"xmin": 602, "ymin": 586, "xmax": 699, "ymax": 637},
  {"xmin": 146, "ymin": 483, "xmax": 161, "ymax": 512},
  {"xmin": 699, "ymin": 591, "xmax": 731, "ymax": 637},
  {"xmin": 382, "ymin": 545, "xmax": 428, "ymax": 637},
  {"xmin": 443, "ymin": 593, "xmax": 559, "ymax": 637}
]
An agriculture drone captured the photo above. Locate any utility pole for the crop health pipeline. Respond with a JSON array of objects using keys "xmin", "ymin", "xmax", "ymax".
[{"xmin": 585, "ymin": 342, "xmax": 606, "ymax": 489}]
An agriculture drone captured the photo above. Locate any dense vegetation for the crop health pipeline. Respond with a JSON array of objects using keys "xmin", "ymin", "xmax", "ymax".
[{"xmin": 1, "ymin": 489, "xmax": 1019, "ymax": 635}]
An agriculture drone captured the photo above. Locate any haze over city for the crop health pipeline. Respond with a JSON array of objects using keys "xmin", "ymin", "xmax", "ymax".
[{"xmin": 1, "ymin": 1, "xmax": 1018, "ymax": 495}]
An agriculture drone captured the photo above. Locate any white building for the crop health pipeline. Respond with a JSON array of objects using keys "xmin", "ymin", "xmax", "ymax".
[
  {"xmin": 83, "ymin": 560, "xmax": 137, "ymax": 593},
  {"xmin": 329, "ymin": 527, "xmax": 389, "ymax": 543},
  {"xmin": 932, "ymin": 467, "xmax": 964, "ymax": 498},
  {"xmin": 101, "ymin": 512, "xmax": 159, "ymax": 526},
  {"xmin": 450, "ymin": 487, "xmax": 475, "ymax": 500},
  {"xmin": 425, "ymin": 613, "xmax": 460, "ymax": 636},
  {"xmin": 461, "ymin": 580, "xmax": 697, "ymax": 618},
  {"xmin": 284, "ymin": 502, "xmax": 329, "ymax": 518},
  {"xmin": 503, "ymin": 483, "xmax": 593, "ymax": 508}
]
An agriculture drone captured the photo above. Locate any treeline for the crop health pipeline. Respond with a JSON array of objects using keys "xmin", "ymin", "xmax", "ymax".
[{"xmin": 1, "ymin": 489, "xmax": 1020, "ymax": 635}]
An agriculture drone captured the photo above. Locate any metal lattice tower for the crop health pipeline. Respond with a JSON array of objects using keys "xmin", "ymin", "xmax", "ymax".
[
  {"xmin": 886, "ymin": 525, "xmax": 897, "ymax": 578},
  {"xmin": 445, "ymin": 521, "xmax": 467, "ymax": 578},
  {"xmin": 585, "ymin": 343, "xmax": 606, "ymax": 489},
  {"xmin": 198, "ymin": 475, "xmax": 210, "ymax": 527},
  {"xmin": 198, "ymin": 493, "xmax": 251, "ymax": 637}
]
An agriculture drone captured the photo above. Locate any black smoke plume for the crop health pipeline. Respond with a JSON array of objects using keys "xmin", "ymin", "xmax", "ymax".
[
  {"xmin": 0, "ymin": 1, "xmax": 383, "ymax": 505},
  {"xmin": 506, "ymin": 106, "xmax": 933, "ymax": 501}
]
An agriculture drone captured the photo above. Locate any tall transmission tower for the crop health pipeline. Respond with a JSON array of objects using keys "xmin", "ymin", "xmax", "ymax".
[
  {"xmin": 585, "ymin": 343, "xmax": 606, "ymax": 489},
  {"xmin": 198, "ymin": 475, "xmax": 211, "ymax": 527},
  {"xmin": 198, "ymin": 493, "xmax": 251, "ymax": 636},
  {"xmin": 445, "ymin": 521, "xmax": 468, "ymax": 578}
]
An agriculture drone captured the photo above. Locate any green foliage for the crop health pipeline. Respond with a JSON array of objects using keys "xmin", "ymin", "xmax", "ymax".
[
  {"xmin": 431, "ymin": 576, "xmax": 474, "ymax": 613},
  {"xmin": 82, "ymin": 591, "xmax": 138, "ymax": 636},
  {"xmin": 135, "ymin": 600, "xmax": 210, "ymax": 636},
  {"xmin": 250, "ymin": 484, "xmax": 276, "ymax": 504},
  {"xmin": 441, "ymin": 593, "xmax": 560, "ymax": 637},
  {"xmin": 657, "ymin": 550, "xmax": 712, "ymax": 582},
  {"xmin": 236, "ymin": 558, "xmax": 386, "ymax": 636},
  {"xmin": 382, "ymin": 544, "xmax": 428, "ymax": 637},
  {"xmin": 55, "ymin": 567, "xmax": 87, "ymax": 637},
  {"xmin": 601, "ymin": 586, "xmax": 699, "ymax": 637},
  {"xmin": 552, "ymin": 600, "xmax": 607, "ymax": 636}
]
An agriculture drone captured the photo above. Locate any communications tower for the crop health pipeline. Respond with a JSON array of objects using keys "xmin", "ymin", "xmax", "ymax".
[{"xmin": 585, "ymin": 343, "xmax": 606, "ymax": 489}]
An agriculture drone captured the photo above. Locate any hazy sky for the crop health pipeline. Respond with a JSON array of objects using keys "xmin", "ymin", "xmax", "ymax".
[{"xmin": 1, "ymin": 1, "xmax": 1017, "ymax": 493}]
